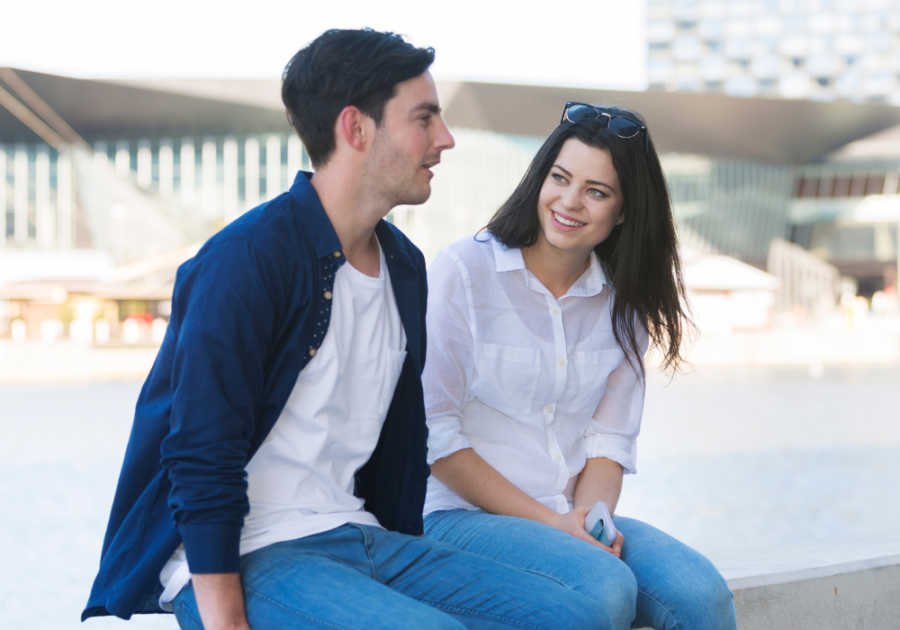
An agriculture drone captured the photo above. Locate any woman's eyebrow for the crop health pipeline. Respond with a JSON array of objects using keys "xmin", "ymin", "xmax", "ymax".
[{"xmin": 552, "ymin": 164, "xmax": 614, "ymax": 191}]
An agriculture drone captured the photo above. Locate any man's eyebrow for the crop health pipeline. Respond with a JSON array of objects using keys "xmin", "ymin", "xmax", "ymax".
[
  {"xmin": 411, "ymin": 102, "xmax": 442, "ymax": 115},
  {"xmin": 552, "ymin": 164, "xmax": 615, "ymax": 191}
]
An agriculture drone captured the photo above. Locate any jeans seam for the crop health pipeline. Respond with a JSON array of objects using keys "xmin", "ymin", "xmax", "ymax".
[
  {"xmin": 415, "ymin": 599, "xmax": 551, "ymax": 630},
  {"xmin": 176, "ymin": 599, "xmax": 204, "ymax": 630},
  {"xmin": 348, "ymin": 523, "xmax": 379, "ymax": 579},
  {"xmin": 637, "ymin": 588, "xmax": 679, "ymax": 630},
  {"xmin": 243, "ymin": 583, "xmax": 356, "ymax": 630}
]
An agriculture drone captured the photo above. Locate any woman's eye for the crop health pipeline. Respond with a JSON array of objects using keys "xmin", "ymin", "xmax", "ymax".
[
  {"xmin": 588, "ymin": 188, "xmax": 605, "ymax": 198},
  {"xmin": 552, "ymin": 173, "xmax": 566, "ymax": 183}
]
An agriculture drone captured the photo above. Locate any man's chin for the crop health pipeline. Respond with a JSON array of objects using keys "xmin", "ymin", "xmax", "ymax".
[{"xmin": 396, "ymin": 186, "xmax": 432, "ymax": 207}]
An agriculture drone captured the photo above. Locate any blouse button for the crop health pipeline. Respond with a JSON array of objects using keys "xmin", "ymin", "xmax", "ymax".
[
  {"xmin": 551, "ymin": 307, "xmax": 560, "ymax": 316},
  {"xmin": 309, "ymin": 348, "xmax": 317, "ymax": 357},
  {"xmin": 557, "ymin": 358, "xmax": 566, "ymax": 367},
  {"xmin": 324, "ymin": 291, "xmax": 333, "ymax": 300},
  {"xmin": 545, "ymin": 405, "xmax": 554, "ymax": 414},
  {"xmin": 553, "ymin": 454, "xmax": 562, "ymax": 463}
]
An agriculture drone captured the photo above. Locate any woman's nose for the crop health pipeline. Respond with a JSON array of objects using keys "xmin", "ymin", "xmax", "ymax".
[{"xmin": 560, "ymin": 187, "xmax": 581, "ymax": 211}]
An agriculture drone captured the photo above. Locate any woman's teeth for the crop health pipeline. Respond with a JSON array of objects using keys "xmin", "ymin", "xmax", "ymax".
[{"xmin": 553, "ymin": 211, "xmax": 585, "ymax": 227}]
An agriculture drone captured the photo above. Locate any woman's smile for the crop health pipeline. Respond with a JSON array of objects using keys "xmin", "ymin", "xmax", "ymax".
[{"xmin": 551, "ymin": 210, "xmax": 587, "ymax": 229}]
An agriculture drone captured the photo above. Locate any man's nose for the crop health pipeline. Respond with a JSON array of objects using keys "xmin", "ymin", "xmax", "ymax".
[{"xmin": 434, "ymin": 116, "xmax": 455, "ymax": 151}]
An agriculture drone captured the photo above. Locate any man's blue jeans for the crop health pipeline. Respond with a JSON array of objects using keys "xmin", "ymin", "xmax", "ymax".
[
  {"xmin": 424, "ymin": 511, "xmax": 738, "ymax": 630},
  {"xmin": 172, "ymin": 523, "xmax": 612, "ymax": 630}
]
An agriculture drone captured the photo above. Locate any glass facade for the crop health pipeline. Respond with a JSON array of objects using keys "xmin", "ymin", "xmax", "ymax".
[{"xmin": 647, "ymin": 0, "xmax": 900, "ymax": 103}]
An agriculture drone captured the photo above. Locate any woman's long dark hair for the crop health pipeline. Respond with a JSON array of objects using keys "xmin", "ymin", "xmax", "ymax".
[{"xmin": 485, "ymin": 106, "xmax": 692, "ymax": 375}]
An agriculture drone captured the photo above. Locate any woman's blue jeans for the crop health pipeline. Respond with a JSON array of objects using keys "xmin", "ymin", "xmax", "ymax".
[
  {"xmin": 424, "ymin": 510, "xmax": 737, "ymax": 630},
  {"xmin": 172, "ymin": 523, "xmax": 612, "ymax": 630}
]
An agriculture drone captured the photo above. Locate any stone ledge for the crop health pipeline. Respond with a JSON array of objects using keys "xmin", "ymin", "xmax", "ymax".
[{"xmin": 707, "ymin": 532, "xmax": 900, "ymax": 630}]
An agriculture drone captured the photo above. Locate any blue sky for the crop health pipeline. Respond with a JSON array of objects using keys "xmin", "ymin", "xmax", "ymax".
[{"xmin": 2, "ymin": 0, "xmax": 647, "ymax": 90}]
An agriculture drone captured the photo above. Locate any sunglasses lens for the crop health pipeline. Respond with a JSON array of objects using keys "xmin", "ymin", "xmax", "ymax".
[
  {"xmin": 565, "ymin": 104, "xmax": 597, "ymax": 123},
  {"xmin": 608, "ymin": 117, "xmax": 642, "ymax": 138}
]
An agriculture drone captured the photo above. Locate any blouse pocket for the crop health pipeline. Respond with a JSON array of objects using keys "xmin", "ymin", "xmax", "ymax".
[
  {"xmin": 379, "ymin": 349, "xmax": 408, "ymax": 416},
  {"xmin": 474, "ymin": 343, "xmax": 540, "ymax": 416},
  {"xmin": 570, "ymin": 349, "xmax": 625, "ymax": 414}
]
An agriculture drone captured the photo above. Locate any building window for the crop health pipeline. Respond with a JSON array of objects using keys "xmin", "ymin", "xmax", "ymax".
[
  {"xmin": 759, "ymin": 78, "xmax": 776, "ymax": 94},
  {"xmin": 832, "ymin": 177, "xmax": 851, "ymax": 197},
  {"xmin": 649, "ymin": 42, "xmax": 671, "ymax": 51},
  {"xmin": 866, "ymin": 175, "xmax": 885, "ymax": 195},
  {"xmin": 798, "ymin": 177, "xmax": 818, "ymax": 198},
  {"xmin": 850, "ymin": 175, "xmax": 868, "ymax": 196},
  {"xmin": 816, "ymin": 77, "xmax": 830, "ymax": 87}
]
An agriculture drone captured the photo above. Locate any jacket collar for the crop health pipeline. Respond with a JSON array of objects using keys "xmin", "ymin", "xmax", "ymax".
[
  {"xmin": 289, "ymin": 171, "xmax": 345, "ymax": 260},
  {"xmin": 289, "ymin": 171, "xmax": 413, "ymax": 270}
]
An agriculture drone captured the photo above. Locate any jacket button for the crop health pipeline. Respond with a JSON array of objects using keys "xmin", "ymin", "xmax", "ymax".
[
  {"xmin": 333, "ymin": 251, "xmax": 342, "ymax": 257},
  {"xmin": 309, "ymin": 348, "xmax": 317, "ymax": 357},
  {"xmin": 324, "ymin": 291, "xmax": 333, "ymax": 300}
]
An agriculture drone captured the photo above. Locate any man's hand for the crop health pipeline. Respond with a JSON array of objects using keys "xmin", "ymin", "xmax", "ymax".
[
  {"xmin": 546, "ymin": 505, "xmax": 622, "ymax": 558},
  {"xmin": 191, "ymin": 573, "xmax": 252, "ymax": 630}
]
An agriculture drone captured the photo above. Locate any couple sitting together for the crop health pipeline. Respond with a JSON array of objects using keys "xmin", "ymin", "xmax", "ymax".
[{"xmin": 83, "ymin": 28, "xmax": 737, "ymax": 630}]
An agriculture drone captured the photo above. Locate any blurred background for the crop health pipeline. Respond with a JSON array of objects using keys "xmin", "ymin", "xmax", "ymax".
[{"xmin": 1, "ymin": 1, "xmax": 899, "ymax": 629}]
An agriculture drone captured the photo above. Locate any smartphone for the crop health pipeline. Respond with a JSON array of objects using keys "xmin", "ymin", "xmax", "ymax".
[{"xmin": 584, "ymin": 501, "xmax": 617, "ymax": 547}]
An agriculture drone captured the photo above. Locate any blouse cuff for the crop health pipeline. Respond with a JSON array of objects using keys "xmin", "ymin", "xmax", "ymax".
[
  {"xmin": 584, "ymin": 434, "xmax": 637, "ymax": 475},
  {"xmin": 426, "ymin": 430, "xmax": 474, "ymax": 466}
]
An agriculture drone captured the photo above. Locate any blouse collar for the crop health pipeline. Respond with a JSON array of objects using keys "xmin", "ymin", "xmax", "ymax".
[{"xmin": 490, "ymin": 236, "xmax": 609, "ymax": 298}]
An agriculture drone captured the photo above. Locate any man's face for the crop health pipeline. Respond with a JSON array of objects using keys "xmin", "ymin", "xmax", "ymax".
[{"xmin": 367, "ymin": 71, "xmax": 455, "ymax": 207}]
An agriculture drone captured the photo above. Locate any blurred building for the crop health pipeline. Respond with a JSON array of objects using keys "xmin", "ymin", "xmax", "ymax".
[
  {"xmin": 2, "ymin": 69, "xmax": 900, "ymax": 343},
  {"xmin": 647, "ymin": 0, "xmax": 900, "ymax": 103}
]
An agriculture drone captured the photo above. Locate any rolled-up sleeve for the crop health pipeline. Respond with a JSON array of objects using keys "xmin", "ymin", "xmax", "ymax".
[
  {"xmin": 583, "ymin": 322, "xmax": 649, "ymax": 474},
  {"xmin": 422, "ymin": 251, "xmax": 476, "ymax": 465},
  {"xmin": 160, "ymin": 237, "xmax": 280, "ymax": 574}
]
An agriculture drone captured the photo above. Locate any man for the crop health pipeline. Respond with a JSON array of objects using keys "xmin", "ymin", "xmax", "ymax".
[{"xmin": 82, "ymin": 29, "xmax": 611, "ymax": 630}]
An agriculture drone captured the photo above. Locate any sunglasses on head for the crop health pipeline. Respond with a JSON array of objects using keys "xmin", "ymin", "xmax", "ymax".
[{"xmin": 560, "ymin": 102, "xmax": 649, "ymax": 156}]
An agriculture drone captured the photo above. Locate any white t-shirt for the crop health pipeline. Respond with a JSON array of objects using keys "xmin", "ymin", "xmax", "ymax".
[
  {"xmin": 159, "ymin": 241, "xmax": 407, "ymax": 609},
  {"xmin": 423, "ymin": 236, "xmax": 647, "ymax": 516}
]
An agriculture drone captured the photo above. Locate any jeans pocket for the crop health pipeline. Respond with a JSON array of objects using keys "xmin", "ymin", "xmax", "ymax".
[{"xmin": 173, "ymin": 590, "xmax": 204, "ymax": 630}]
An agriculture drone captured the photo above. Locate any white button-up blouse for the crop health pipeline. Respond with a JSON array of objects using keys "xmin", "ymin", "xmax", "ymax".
[{"xmin": 423, "ymin": 235, "xmax": 648, "ymax": 515}]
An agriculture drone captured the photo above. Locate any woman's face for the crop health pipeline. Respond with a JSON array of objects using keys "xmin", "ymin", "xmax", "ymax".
[{"xmin": 535, "ymin": 138, "xmax": 624, "ymax": 258}]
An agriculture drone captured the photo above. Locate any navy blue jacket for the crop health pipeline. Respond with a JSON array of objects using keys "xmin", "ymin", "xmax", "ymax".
[{"xmin": 83, "ymin": 172, "xmax": 430, "ymax": 620}]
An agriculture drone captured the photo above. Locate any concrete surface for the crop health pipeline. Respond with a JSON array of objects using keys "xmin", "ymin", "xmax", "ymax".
[{"xmin": 708, "ymin": 531, "xmax": 900, "ymax": 630}]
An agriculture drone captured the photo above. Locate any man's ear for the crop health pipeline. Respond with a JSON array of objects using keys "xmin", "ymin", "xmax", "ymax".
[{"xmin": 336, "ymin": 106, "xmax": 368, "ymax": 152}]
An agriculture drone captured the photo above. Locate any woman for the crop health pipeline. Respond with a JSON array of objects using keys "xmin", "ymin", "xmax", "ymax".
[{"xmin": 422, "ymin": 103, "xmax": 737, "ymax": 630}]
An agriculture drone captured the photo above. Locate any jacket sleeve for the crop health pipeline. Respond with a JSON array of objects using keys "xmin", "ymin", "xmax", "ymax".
[{"xmin": 160, "ymin": 236, "xmax": 282, "ymax": 574}]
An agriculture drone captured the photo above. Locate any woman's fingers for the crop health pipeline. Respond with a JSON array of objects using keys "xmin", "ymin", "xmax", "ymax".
[
  {"xmin": 550, "ymin": 507, "xmax": 621, "ymax": 557},
  {"xmin": 574, "ymin": 528, "xmax": 615, "ymax": 552},
  {"xmin": 612, "ymin": 530, "xmax": 624, "ymax": 557}
]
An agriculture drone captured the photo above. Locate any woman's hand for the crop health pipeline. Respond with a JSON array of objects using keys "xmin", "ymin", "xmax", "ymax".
[{"xmin": 546, "ymin": 505, "xmax": 622, "ymax": 558}]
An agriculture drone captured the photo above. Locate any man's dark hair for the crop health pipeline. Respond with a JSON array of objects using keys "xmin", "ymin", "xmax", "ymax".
[{"xmin": 282, "ymin": 29, "xmax": 435, "ymax": 168}]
